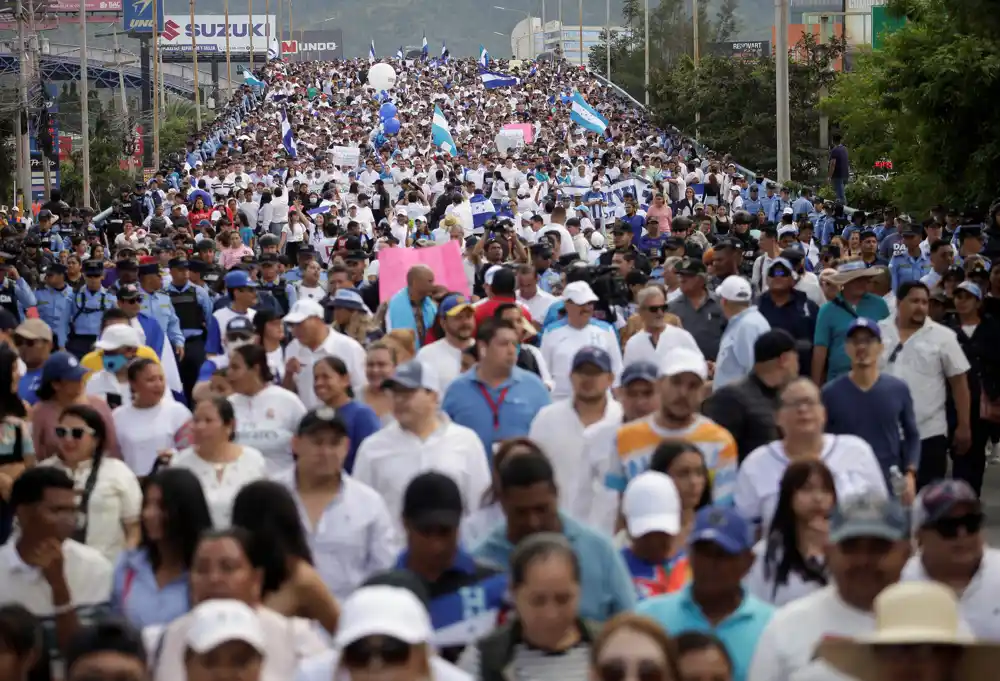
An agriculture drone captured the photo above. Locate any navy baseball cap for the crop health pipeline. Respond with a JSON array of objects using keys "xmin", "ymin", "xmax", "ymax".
[
  {"xmin": 224, "ymin": 270, "xmax": 257, "ymax": 289},
  {"xmin": 402, "ymin": 472, "xmax": 463, "ymax": 529},
  {"xmin": 382, "ymin": 360, "xmax": 440, "ymax": 394},
  {"xmin": 168, "ymin": 257, "xmax": 189, "ymax": 269},
  {"xmin": 571, "ymin": 346, "xmax": 612, "ymax": 373},
  {"xmin": 41, "ymin": 351, "xmax": 88, "ymax": 384},
  {"xmin": 296, "ymin": 406, "xmax": 349, "ymax": 438},
  {"xmin": 846, "ymin": 317, "xmax": 882, "ymax": 340},
  {"xmin": 83, "ymin": 260, "xmax": 104, "ymax": 277},
  {"xmin": 621, "ymin": 361, "xmax": 658, "ymax": 386},
  {"xmin": 689, "ymin": 505, "xmax": 753, "ymax": 554},
  {"xmin": 226, "ymin": 317, "xmax": 255, "ymax": 337},
  {"xmin": 829, "ymin": 494, "xmax": 909, "ymax": 543},
  {"xmin": 913, "ymin": 479, "xmax": 981, "ymax": 529},
  {"xmin": 137, "ymin": 262, "xmax": 159, "ymax": 276}
]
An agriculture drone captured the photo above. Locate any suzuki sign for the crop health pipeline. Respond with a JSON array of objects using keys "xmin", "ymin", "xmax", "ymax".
[
  {"xmin": 158, "ymin": 14, "xmax": 276, "ymax": 53},
  {"xmin": 279, "ymin": 29, "xmax": 344, "ymax": 60}
]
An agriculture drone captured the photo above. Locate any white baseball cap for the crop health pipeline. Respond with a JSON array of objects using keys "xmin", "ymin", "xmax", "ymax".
[
  {"xmin": 484, "ymin": 265, "xmax": 505, "ymax": 286},
  {"xmin": 562, "ymin": 281, "xmax": 599, "ymax": 306},
  {"xmin": 185, "ymin": 600, "xmax": 265, "ymax": 655},
  {"xmin": 283, "ymin": 299, "xmax": 325, "ymax": 324},
  {"xmin": 94, "ymin": 324, "xmax": 142, "ymax": 351},
  {"xmin": 716, "ymin": 275, "xmax": 753, "ymax": 303},
  {"xmin": 334, "ymin": 585, "xmax": 433, "ymax": 648},
  {"xmin": 623, "ymin": 471, "xmax": 681, "ymax": 537},
  {"xmin": 659, "ymin": 348, "xmax": 709, "ymax": 381}
]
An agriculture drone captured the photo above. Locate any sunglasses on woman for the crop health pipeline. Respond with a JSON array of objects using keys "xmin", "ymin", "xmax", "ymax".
[
  {"xmin": 342, "ymin": 636, "xmax": 412, "ymax": 668},
  {"xmin": 55, "ymin": 426, "xmax": 95, "ymax": 440},
  {"xmin": 929, "ymin": 512, "xmax": 984, "ymax": 538},
  {"xmin": 598, "ymin": 658, "xmax": 670, "ymax": 681}
]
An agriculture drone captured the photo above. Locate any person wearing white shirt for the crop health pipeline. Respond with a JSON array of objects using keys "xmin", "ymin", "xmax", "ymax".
[
  {"xmin": 878, "ymin": 282, "xmax": 971, "ymax": 489},
  {"xmin": 516, "ymin": 265, "xmax": 557, "ymax": 324},
  {"xmin": 734, "ymin": 378, "xmax": 888, "ymax": 533},
  {"xmin": 283, "ymin": 300, "xmax": 367, "ymax": 409},
  {"xmin": 274, "ymin": 407, "xmax": 399, "ymax": 602},
  {"xmin": 901, "ymin": 478, "xmax": 1000, "ymax": 641},
  {"xmin": 746, "ymin": 494, "xmax": 914, "ymax": 681},
  {"xmin": 713, "ymin": 275, "xmax": 772, "ymax": 390},
  {"xmin": 529, "ymin": 347, "xmax": 623, "ymax": 522},
  {"xmin": 353, "ymin": 360, "xmax": 491, "ymax": 535},
  {"xmin": 416, "ymin": 294, "xmax": 476, "ymax": 394},
  {"xmin": 541, "ymin": 281, "xmax": 624, "ymax": 400},
  {"xmin": 171, "ymin": 397, "xmax": 267, "ymax": 528},
  {"xmin": 85, "ymin": 325, "xmax": 174, "ymax": 408},
  {"xmin": 623, "ymin": 286, "xmax": 702, "ymax": 366}
]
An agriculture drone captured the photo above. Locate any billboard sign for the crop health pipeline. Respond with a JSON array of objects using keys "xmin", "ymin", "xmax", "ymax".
[
  {"xmin": 279, "ymin": 28, "xmax": 344, "ymax": 59},
  {"xmin": 123, "ymin": 0, "xmax": 163, "ymax": 33},
  {"xmin": 50, "ymin": 0, "xmax": 122, "ymax": 11},
  {"xmin": 158, "ymin": 15, "xmax": 276, "ymax": 53},
  {"xmin": 708, "ymin": 41, "xmax": 770, "ymax": 58}
]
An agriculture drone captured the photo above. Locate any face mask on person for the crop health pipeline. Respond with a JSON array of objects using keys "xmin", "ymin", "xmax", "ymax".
[{"xmin": 102, "ymin": 354, "xmax": 128, "ymax": 373}]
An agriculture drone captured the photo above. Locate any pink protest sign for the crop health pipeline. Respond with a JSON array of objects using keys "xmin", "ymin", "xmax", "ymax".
[
  {"xmin": 501, "ymin": 123, "xmax": 534, "ymax": 144},
  {"xmin": 378, "ymin": 240, "xmax": 470, "ymax": 303}
]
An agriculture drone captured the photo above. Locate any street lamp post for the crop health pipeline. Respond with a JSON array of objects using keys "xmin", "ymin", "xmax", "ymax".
[{"xmin": 494, "ymin": 6, "xmax": 533, "ymax": 59}]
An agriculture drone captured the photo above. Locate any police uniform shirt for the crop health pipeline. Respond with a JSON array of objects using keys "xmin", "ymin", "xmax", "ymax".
[
  {"xmin": 70, "ymin": 288, "xmax": 117, "ymax": 338},
  {"xmin": 164, "ymin": 282, "xmax": 212, "ymax": 339}
]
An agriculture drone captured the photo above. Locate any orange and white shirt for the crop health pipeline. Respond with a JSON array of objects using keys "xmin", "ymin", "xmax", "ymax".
[{"xmin": 604, "ymin": 413, "xmax": 738, "ymax": 505}]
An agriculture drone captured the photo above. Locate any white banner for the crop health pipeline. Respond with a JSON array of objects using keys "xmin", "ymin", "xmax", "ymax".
[
  {"xmin": 330, "ymin": 145, "xmax": 361, "ymax": 168},
  {"xmin": 556, "ymin": 177, "xmax": 653, "ymax": 221},
  {"xmin": 158, "ymin": 15, "xmax": 276, "ymax": 53}
]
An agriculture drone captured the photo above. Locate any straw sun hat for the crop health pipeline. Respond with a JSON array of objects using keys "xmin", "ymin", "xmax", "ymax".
[
  {"xmin": 817, "ymin": 582, "xmax": 1000, "ymax": 681},
  {"xmin": 828, "ymin": 259, "xmax": 886, "ymax": 286}
]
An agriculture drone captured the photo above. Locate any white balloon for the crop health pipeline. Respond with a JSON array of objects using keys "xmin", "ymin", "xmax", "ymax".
[{"xmin": 368, "ymin": 63, "xmax": 397, "ymax": 92}]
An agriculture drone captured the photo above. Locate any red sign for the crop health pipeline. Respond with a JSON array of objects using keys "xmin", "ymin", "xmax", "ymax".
[
  {"xmin": 47, "ymin": 0, "xmax": 122, "ymax": 11},
  {"xmin": 58, "ymin": 135, "xmax": 73, "ymax": 161},
  {"xmin": 281, "ymin": 40, "xmax": 298, "ymax": 54}
]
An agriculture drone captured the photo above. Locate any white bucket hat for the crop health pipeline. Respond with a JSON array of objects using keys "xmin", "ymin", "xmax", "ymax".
[
  {"xmin": 817, "ymin": 582, "xmax": 1000, "ymax": 681},
  {"xmin": 829, "ymin": 260, "xmax": 885, "ymax": 286}
]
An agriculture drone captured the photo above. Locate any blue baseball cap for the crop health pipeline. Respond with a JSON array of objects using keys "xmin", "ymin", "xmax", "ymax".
[
  {"xmin": 329, "ymin": 288, "xmax": 368, "ymax": 313},
  {"xmin": 224, "ymin": 270, "xmax": 257, "ymax": 289},
  {"xmin": 847, "ymin": 317, "xmax": 882, "ymax": 340},
  {"xmin": 956, "ymin": 281, "xmax": 983, "ymax": 300},
  {"xmin": 439, "ymin": 293, "xmax": 473, "ymax": 317},
  {"xmin": 41, "ymin": 351, "xmax": 89, "ymax": 384},
  {"xmin": 621, "ymin": 361, "xmax": 658, "ymax": 386},
  {"xmin": 829, "ymin": 494, "xmax": 908, "ymax": 543},
  {"xmin": 571, "ymin": 346, "xmax": 612, "ymax": 373},
  {"xmin": 689, "ymin": 505, "xmax": 754, "ymax": 554}
]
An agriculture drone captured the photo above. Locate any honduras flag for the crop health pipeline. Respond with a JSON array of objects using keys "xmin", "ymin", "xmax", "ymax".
[
  {"xmin": 280, "ymin": 108, "xmax": 297, "ymax": 158},
  {"xmin": 421, "ymin": 33, "xmax": 429, "ymax": 59},
  {"xmin": 369, "ymin": 39, "xmax": 376, "ymax": 63},
  {"xmin": 478, "ymin": 45, "xmax": 490, "ymax": 69},
  {"xmin": 441, "ymin": 41, "xmax": 449, "ymax": 61},
  {"xmin": 479, "ymin": 67, "xmax": 520, "ymax": 89},
  {"xmin": 570, "ymin": 91, "xmax": 609, "ymax": 134},
  {"xmin": 243, "ymin": 72, "xmax": 265, "ymax": 88},
  {"xmin": 470, "ymin": 194, "xmax": 496, "ymax": 231},
  {"xmin": 431, "ymin": 105, "xmax": 456, "ymax": 155},
  {"xmin": 396, "ymin": 46, "xmax": 404, "ymax": 59}
]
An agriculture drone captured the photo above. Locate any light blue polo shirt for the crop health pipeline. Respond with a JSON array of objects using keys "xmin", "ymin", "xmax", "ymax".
[
  {"xmin": 441, "ymin": 367, "xmax": 551, "ymax": 457},
  {"xmin": 636, "ymin": 585, "xmax": 774, "ymax": 681},
  {"xmin": 473, "ymin": 512, "xmax": 638, "ymax": 622}
]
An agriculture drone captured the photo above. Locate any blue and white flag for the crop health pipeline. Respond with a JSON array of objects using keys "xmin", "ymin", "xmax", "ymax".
[
  {"xmin": 431, "ymin": 105, "xmax": 456, "ymax": 155},
  {"xmin": 478, "ymin": 45, "xmax": 490, "ymax": 69},
  {"xmin": 570, "ymin": 91, "xmax": 609, "ymax": 134},
  {"xmin": 307, "ymin": 205, "xmax": 332, "ymax": 216},
  {"xmin": 421, "ymin": 33, "xmax": 429, "ymax": 59},
  {"xmin": 369, "ymin": 39, "xmax": 376, "ymax": 63},
  {"xmin": 479, "ymin": 67, "xmax": 520, "ymax": 89},
  {"xmin": 280, "ymin": 108, "xmax": 297, "ymax": 158},
  {"xmin": 470, "ymin": 194, "xmax": 496, "ymax": 231},
  {"xmin": 243, "ymin": 72, "xmax": 265, "ymax": 88},
  {"xmin": 441, "ymin": 41, "xmax": 449, "ymax": 61},
  {"xmin": 396, "ymin": 46, "xmax": 404, "ymax": 60},
  {"xmin": 267, "ymin": 37, "xmax": 280, "ymax": 60}
]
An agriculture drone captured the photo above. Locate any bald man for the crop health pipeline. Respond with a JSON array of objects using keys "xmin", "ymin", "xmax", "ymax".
[{"xmin": 385, "ymin": 264, "xmax": 439, "ymax": 349}]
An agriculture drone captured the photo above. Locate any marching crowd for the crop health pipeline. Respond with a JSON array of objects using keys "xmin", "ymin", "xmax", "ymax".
[{"xmin": 0, "ymin": 50, "xmax": 998, "ymax": 681}]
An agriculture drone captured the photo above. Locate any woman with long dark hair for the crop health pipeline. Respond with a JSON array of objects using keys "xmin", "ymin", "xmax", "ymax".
[
  {"xmin": 110, "ymin": 467, "xmax": 213, "ymax": 628},
  {"xmin": 745, "ymin": 459, "xmax": 836, "ymax": 606},
  {"xmin": 647, "ymin": 441, "xmax": 713, "ymax": 552},
  {"xmin": 40, "ymin": 404, "xmax": 142, "ymax": 562},
  {"xmin": 230, "ymin": 480, "xmax": 340, "ymax": 635},
  {"xmin": 0, "ymin": 345, "xmax": 32, "ymax": 544}
]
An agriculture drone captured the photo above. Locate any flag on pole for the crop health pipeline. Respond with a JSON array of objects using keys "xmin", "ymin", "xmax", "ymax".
[
  {"xmin": 267, "ymin": 37, "xmax": 280, "ymax": 60},
  {"xmin": 478, "ymin": 45, "xmax": 490, "ymax": 69},
  {"xmin": 431, "ymin": 105, "xmax": 456, "ymax": 154},
  {"xmin": 243, "ymin": 72, "xmax": 265, "ymax": 88},
  {"xmin": 479, "ymin": 67, "xmax": 520, "ymax": 89},
  {"xmin": 396, "ymin": 46, "xmax": 404, "ymax": 59},
  {"xmin": 441, "ymin": 41, "xmax": 449, "ymax": 61},
  {"xmin": 369, "ymin": 39, "xmax": 376, "ymax": 63},
  {"xmin": 280, "ymin": 108, "xmax": 297, "ymax": 158},
  {"xmin": 570, "ymin": 91, "xmax": 609, "ymax": 134},
  {"xmin": 470, "ymin": 193, "xmax": 497, "ymax": 231},
  {"xmin": 421, "ymin": 33, "xmax": 429, "ymax": 59}
]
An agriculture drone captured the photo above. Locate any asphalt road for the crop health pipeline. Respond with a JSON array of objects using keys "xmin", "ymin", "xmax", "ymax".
[{"xmin": 983, "ymin": 465, "xmax": 1000, "ymax": 545}]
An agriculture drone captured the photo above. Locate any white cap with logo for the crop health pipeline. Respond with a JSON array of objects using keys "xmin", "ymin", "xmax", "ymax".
[{"xmin": 185, "ymin": 600, "xmax": 265, "ymax": 655}]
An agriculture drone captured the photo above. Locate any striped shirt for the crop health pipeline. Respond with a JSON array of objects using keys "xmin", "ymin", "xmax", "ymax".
[
  {"xmin": 604, "ymin": 413, "xmax": 738, "ymax": 505},
  {"xmin": 458, "ymin": 641, "xmax": 591, "ymax": 681}
]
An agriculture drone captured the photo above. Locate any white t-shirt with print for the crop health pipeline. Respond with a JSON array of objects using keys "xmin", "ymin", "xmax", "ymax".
[
  {"xmin": 228, "ymin": 385, "xmax": 307, "ymax": 475},
  {"xmin": 171, "ymin": 445, "xmax": 267, "ymax": 527}
]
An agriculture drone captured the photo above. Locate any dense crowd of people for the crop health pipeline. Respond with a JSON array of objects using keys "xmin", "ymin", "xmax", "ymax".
[{"xmin": 0, "ymin": 50, "xmax": 998, "ymax": 681}]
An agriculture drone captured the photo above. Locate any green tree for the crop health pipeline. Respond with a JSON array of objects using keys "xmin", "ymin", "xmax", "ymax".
[
  {"xmin": 59, "ymin": 111, "xmax": 133, "ymax": 208},
  {"xmin": 158, "ymin": 98, "xmax": 213, "ymax": 158},
  {"xmin": 821, "ymin": 0, "xmax": 1000, "ymax": 213},
  {"xmin": 651, "ymin": 32, "xmax": 845, "ymax": 181}
]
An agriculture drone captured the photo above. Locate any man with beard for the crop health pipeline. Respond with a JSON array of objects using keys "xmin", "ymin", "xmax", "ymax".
[{"xmin": 416, "ymin": 293, "xmax": 477, "ymax": 393}]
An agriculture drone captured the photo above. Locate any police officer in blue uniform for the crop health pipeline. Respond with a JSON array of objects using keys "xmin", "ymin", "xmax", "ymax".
[
  {"xmin": 282, "ymin": 245, "xmax": 327, "ymax": 285},
  {"xmin": 66, "ymin": 259, "xmax": 117, "ymax": 358},
  {"xmin": 34, "ymin": 263, "xmax": 74, "ymax": 348},
  {"xmin": 187, "ymin": 259, "xmax": 216, "ymax": 301},
  {"xmin": 257, "ymin": 252, "xmax": 297, "ymax": 316},
  {"xmin": 110, "ymin": 259, "xmax": 140, "ymax": 296},
  {"xmin": 137, "ymin": 260, "xmax": 185, "ymax": 360},
  {"xmin": 164, "ymin": 256, "xmax": 213, "ymax": 401}
]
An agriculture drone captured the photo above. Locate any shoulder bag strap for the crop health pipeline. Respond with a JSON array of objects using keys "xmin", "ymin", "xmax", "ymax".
[{"xmin": 72, "ymin": 451, "xmax": 105, "ymax": 543}]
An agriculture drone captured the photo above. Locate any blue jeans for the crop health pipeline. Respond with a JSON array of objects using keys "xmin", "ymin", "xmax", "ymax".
[{"xmin": 832, "ymin": 177, "xmax": 846, "ymax": 203}]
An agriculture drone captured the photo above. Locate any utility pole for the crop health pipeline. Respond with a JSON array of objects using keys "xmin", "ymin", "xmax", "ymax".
[
  {"xmin": 15, "ymin": 0, "xmax": 32, "ymax": 209},
  {"xmin": 189, "ymin": 0, "xmax": 201, "ymax": 130},
  {"xmin": 644, "ymin": 0, "xmax": 650, "ymax": 104},
  {"xmin": 27, "ymin": 10, "xmax": 51, "ymax": 201},
  {"xmin": 78, "ymin": 0, "xmax": 91, "ymax": 203},
  {"xmin": 224, "ymin": 0, "xmax": 232, "ymax": 97},
  {"xmin": 578, "ymin": 0, "xmax": 583, "ymax": 65},
  {"xmin": 277, "ymin": 0, "xmax": 282, "ymax": 50},
  {"xmin": 152, "ymin": 0, "xmax": 161, "ymax": 169},
  {"xmin": 605, "ymin": 0, "xmax": 611, "ymax": 80},
  {"xmin": 248, "ymin": 0, "xmax": 254, "ymax": 70},
  {"xmin": 775, "ymin": 0, "xmax": 790, "ymax": 182},
  {"xmin": 264, "ymin": 0, "xmax": 269, "ymax": 61}
]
